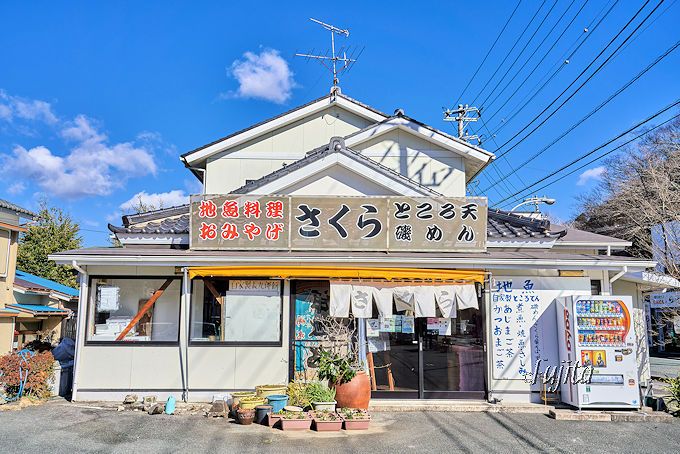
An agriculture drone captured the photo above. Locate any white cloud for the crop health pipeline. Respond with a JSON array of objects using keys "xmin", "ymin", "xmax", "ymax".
[
  {"xmin": 119, "ymin": 190, "xmax": 189, "ymax": 213},
  {"xmin": 0, "ymin": 90, "xmax": 58, "ymax": 124},
  {"xmin": 577, "ymin": 166, "xmax": 606, "ymax": 186},
  {"xmin": 4, "ymin": 115, "xmax": 157, "ymax": 199},
  {"xmin": 228, "ymin": 49, "xmax": 295, "ymax": 104},
  {"xmin": 6, "ymin": 181, "xmax": 26, "ymax": 195}
]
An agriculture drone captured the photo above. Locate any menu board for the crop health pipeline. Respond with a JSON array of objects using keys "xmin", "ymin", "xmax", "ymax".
[{"xmin": 491, "ymin": 277, "xmax": 590, "ymax": 381}]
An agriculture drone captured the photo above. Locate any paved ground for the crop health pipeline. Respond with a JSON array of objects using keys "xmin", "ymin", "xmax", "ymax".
[
  {"xmin": 650, "ymin": 356, "xmax": 680, "ymax": 379},
  {"xmin": 0, "ymin": 401, "xmax": 678, "ymax": 454}
]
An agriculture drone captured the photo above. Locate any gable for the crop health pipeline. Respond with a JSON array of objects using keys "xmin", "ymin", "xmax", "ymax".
[
  {"xmin": 203, "ymin": 104, "xmax": 378, "ymax": 194},
  {"xmin": 349, "ymin": 128, "xmax": 466, "ymax": 196},
  {"xmin": 183, "ymin": 93, "xmax": 387, "ymax": 167}
]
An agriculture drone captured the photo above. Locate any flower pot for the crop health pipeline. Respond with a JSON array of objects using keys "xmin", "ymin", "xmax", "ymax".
[
  {"xmin": 312, "ymin": 401, "xmax": 337, "ymax": 412},
  {"xmin": 237, "ymin": 408, "xmax": 255, "ymax": 425},
  {"xmin": 256, "ymin": 384, "xmax": 288, "ymax": 398},
  {"xmin": 333, "ymin": 371, "xmax": 371, "ymax": 409},
  {"xmin": 280, "ymin": 414, "xmax": 312, "ymax": 431},
  {"xmin": 310, "ymin": 411, "xmax": 342, "ymax": 432},
  {"xmin": 255, "ymin": 405, "xmax": 272, "ymax": 425},
  {"xmin": 230, "ymin": 391, "xmax": 256, "ymax": 411},
  {"xmin": 342, "ymin": 417, "xmax": 370, "ymax": 430},
  {"xmin": 238, "ymin": 396, "xmax": 266, "ymax": 410},
  {"xmin": 266, "ymin": 394, "xmax": 289, "ymax": 413}
]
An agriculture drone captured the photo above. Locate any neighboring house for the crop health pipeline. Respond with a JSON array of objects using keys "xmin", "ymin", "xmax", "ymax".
[
  {"xmin": 52, "ymin": 91, "xmax": 664, "ymax": 403},
  {"xmin": 11, "ymin": 270, "xmax": 77, "ymax": 349},
  {"xmin": 0, "ymin": 199, "xmax": 35, "ymax": 354}
]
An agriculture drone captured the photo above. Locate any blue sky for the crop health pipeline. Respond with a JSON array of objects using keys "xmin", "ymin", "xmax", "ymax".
[{"xmin": 0, "ymin": 1, "xmax": 678, "ymax": 246}]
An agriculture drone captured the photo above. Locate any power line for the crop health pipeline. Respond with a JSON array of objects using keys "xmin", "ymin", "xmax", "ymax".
[
  {"xmin": 480, "ymin": 38, "xmax": 680, "ymax": 193},
  {"xmin": 469, "ymin": 1, "xmax": 548, "ymax": 106},
  {"xmin": 492, "ymin": 98, "xmax": 680, "ymax": 207},
  {"xmin": 487, "ymin": 0, "xmax": 620, "ymax": 135},
  {"xmin": 494, "ymin": 0, "xmax": 664, "ymax": 160},
  {"xmin": 454, "ymin": 0, "xmax": 523, "ymax": 107},
  {"xmin": 482, "ymin": 0, "xmax": 589, "ymax": 120},
  {"xmin": 498, "ymin": 113, "xmax": 680, "ymax": 209},
  {"xmin": 477, "ymin": 0, "xmax": 560, "ymax": 109}
]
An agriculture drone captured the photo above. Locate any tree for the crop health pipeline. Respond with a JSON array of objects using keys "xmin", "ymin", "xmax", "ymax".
[
  {"xmin": 574, "ymin": 117, "xmax": 680, "ymax": 275},
  {"xmin": 17, "ymin": 201, "xmax": 82, "ymax": 288}
]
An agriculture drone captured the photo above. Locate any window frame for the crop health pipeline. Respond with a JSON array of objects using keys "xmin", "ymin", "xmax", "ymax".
[
  {"xmin": 85, "ymin": 275, "xmax": 182, "ymax": 347},
  {"xmin": 0, "ymin": 228, "xmax": 12, "ymax": 278},
  {"xmin": 188, "ymin": 277, "xmax": 284, "ymax": 347}
]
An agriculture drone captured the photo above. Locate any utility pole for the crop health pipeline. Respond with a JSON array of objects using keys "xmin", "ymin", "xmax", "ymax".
[{"xmin": 443, "ymin": 104, "xmax": 482, "ymax": 145}]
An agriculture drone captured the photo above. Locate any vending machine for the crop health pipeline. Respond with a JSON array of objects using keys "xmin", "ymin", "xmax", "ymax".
[{"xmin": 556, "ymin": 295, "xmax": 640, "ymax": 409}]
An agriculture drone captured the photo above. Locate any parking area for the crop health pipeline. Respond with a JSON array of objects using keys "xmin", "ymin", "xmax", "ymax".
[{"xmin": 0, "ymin": 400, "xmax": 679, "ymax": 453}]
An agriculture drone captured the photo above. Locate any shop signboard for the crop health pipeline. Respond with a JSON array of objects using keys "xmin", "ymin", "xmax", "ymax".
[
  {"xmin": 650, "ymin": 291, "xmax": 680, "ymax": 309},
  {"xmin": 189, "ymin": 195, "xmax": 487, "ymax": 252}
]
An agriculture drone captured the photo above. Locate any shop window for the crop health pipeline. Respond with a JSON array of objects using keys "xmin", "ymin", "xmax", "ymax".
[
  {"xmin": 190, "ymin": 279, "xmax": 282, "ymax": 345},
  {"xmin": 88, "ymin": 277, "xmax": 181, "ymax": 343},
  {"xmin": 590, "ymin": 280, "xmax": 602, "ymax": 296}
]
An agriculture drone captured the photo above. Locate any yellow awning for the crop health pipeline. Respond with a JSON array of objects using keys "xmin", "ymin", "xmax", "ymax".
[{"xmin": 188, "ymin": 266, "xmax": 484, "ymax": 283}]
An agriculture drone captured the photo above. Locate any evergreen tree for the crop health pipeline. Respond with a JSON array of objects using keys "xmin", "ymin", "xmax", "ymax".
[{"xmin": 17, "ymin": 201, "xmax": 82, "ymax": 288}]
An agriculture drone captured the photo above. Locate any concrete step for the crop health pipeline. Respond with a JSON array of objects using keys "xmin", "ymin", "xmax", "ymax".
[
  {"xmin": 369, "ymin": 399, "xmax": 552, "ymax": 414},
  {"xmin": 549, "ymin": 408, "xmax": 674, "ymax": 422}
]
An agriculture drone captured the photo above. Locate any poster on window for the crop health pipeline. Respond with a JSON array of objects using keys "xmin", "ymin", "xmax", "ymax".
[
  {"xmin": 491, "ymin": 277, "xmax": 591, "ymax": 381},
  {"xmin": 190, "ymin": 195, "xmax": 487, "ymax": 252}
]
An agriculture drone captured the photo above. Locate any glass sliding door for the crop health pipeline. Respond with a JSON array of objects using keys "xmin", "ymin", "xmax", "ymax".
[
  {"xmin": 370, "ymin": 309, "xmax": 419, "ymax": 398},
  {"xmin": 422, "ymin": 308, "xmax": 486, "ymax": 399}
]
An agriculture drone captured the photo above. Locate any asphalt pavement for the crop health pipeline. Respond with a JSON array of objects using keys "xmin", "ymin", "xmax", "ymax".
[{"xmin": 0, "ymin": 400, "xmax": 678, "ymax": 454}]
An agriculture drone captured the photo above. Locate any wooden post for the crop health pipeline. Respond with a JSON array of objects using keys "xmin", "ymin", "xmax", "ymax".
[
  {"xmin": 367, "ymin": 352, "xmax": 377, "ymax": 391},
  {"xmin": 115, "ymin": 279, "xmax": 174, "ymax": 341}
]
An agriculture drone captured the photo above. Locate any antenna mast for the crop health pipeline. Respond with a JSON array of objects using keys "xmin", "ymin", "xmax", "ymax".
[
  {"xmin": 296, "ymin": 18, "xmax": 359, "ymax": 93},
  {"xmin": 443, "ymin": 104, "xmax": 482, "ymax": 145}
]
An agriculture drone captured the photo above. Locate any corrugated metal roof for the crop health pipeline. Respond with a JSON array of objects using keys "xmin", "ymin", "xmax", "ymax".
[
  {"xmin": 0, "ymin": 199, "xmax": 35, "ymax": 218},
  {"xmin": 7, "ymin": 304, "xmax": 69, "ymax": 314},
  {"xmin": 14, "ymin": 270, "xmax": 79, "ymax": 297}
]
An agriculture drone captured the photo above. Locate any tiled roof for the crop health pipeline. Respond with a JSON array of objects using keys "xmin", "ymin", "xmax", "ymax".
[
  {"xmin": 14, "ymin": 270, "xmax": 79, "ymax": 297},
  {"xmin": 230, "ymin": 136, "xmax": 443, "ymax": 196},
  {"xmin": 108, "ymin": 207, "xmax": 560, "ymax": 240},
  {"xmin": 0, "ymin": 199, "xmax": 35, "ymax": 218}
]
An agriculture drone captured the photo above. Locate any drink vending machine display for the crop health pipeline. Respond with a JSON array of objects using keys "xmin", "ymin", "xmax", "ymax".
[{"xmin": 556, "ymin": 295, "xmax": 640, "ymax": 409}]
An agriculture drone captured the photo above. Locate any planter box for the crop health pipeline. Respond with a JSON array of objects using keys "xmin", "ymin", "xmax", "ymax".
[
  {"xmin": 267, "ymin": 413, "xmax": 282, "ymax": 428},
  {"xmin": 279, "ymin": 414, "xmax": 312, "ymax": 431},
  {"xmin": 341, "ymin": 416, "xmax": 370, "ymax": 430},
  {"xmin": 310, "ymin": 412, "xmax": 342, "ymax": 432}
]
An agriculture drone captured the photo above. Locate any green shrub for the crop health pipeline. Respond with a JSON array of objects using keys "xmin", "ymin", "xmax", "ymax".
[
  {"xmin": 306, "ymin": 381, "xmax": 336, "ymax": 402},
  {"xmin": 0, "ymin": 351, "xmax": 54, "ymax": 400},
  {"xmin": 287, "ymin": 381, "xmax": 311, "ymax": 409},
  {"xmin": 663, "ymin": 373, "xmax": 680, "ymax": 415},
  {"xmin": 317, "ymin": 349, "xmax": 357, "ymax": 385}
]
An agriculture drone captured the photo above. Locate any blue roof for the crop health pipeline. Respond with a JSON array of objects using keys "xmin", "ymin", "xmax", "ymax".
[
  {"xmin": 9, "ymin": 304, "xmax": 68, "ymax": 313},
  {"xmin": 15, "ymin": 270, "xmax": 79, "ymax": 297}
]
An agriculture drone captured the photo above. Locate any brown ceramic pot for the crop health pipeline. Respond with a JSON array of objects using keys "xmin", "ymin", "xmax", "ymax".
[{"xmin": 333, "ymin": 371, "xmax": 371, "ymax": 409}]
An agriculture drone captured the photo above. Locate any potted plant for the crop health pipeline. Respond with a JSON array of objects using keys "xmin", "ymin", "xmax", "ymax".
[
  {"xmin": 287, "ymin": 381, "xmax": 311, "ymax": 409},
  {"xmin": 317, "ymin": 349, "xmax": 370, "ymax": 410},
  {"xmin": 278, "ymin": 410, "xmax": 312, "ymax": 431},
  {"xmin": 236, "ymin": 407, "xmax": 256, "ymax": 425},
  {"xmin": 306, "ymin": 381, "xmax": 337, "ymax": 412},
  {"xmin": 310, "ymin": 409, "xmax": 342, "ymax": 431},
  {"xmin": 256, "ymin": 384, "xmax": 288, "ymax": 398},
  {"xmin": 339, "ymin": 408, "xmax": 371, "ymax": 430},
  {"xmin": 238, "ymin": 395, "xmax": 266, "ymax": 410}
]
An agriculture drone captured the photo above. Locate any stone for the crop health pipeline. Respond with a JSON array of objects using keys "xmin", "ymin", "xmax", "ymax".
[
  {"xmin": 123, "ymin": 394, "xmax": 138, "ymax": 404},
  {"xmin": 206, "ymin": 400, "xmax": 227, "ymax": 418},
  {"xmin": 143, "ymin": 396, "xmax": 157, "ymax": 406},
  {"xmin": 148, "ymin": 403, "xmax": 165, "ymax": 415},
  {"xmin": 117, "ymin": 405, "xmax": 125, "ymax": 412}
]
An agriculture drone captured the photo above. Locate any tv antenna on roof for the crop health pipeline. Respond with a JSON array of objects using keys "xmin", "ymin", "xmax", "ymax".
[{"xmin": 295, "ymin": 18, "xmax": 363, "ymax": 94}]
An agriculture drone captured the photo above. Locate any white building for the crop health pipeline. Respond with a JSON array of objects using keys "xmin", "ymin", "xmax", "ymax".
[{"xmin": 51, "ymin": 91, "xmax": 664, "ymax": 403}]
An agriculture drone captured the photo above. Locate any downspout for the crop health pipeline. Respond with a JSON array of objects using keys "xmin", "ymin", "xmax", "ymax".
[
  {"xmin": 609, "ymin": 266, "xmax": 628, "ymax": 286},
  {"xmin": 70, "ymin": 260, "xmax": 87, "ymax": 402},
  {"xmin": 181, "ymin": 267, "xmax": 190, "ymax": 402}
]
